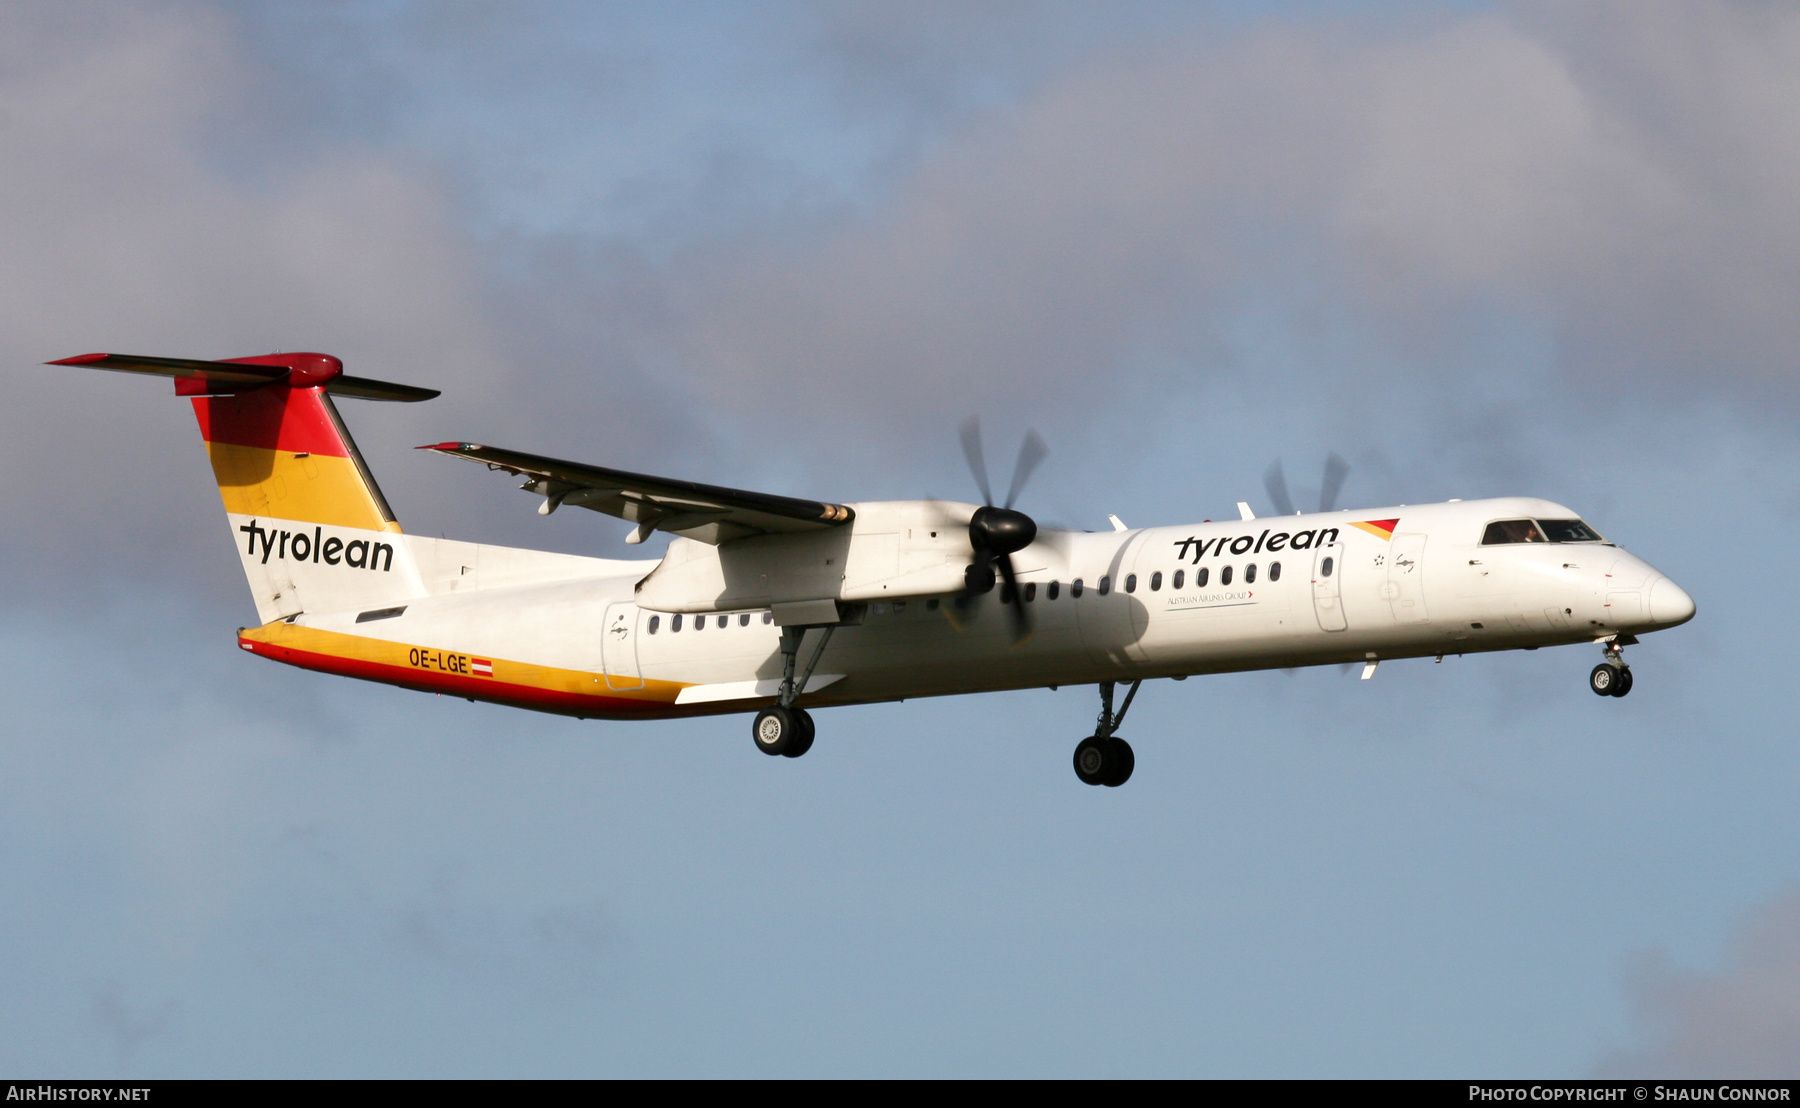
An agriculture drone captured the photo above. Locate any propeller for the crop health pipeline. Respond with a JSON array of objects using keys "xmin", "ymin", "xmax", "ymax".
[
  {"xmin": 959, "ymin": 417, "xmax": 1045, "ymax": 641},
  {"xmin": 1263, "ymin": 453, "xmax": 1351, "ymax": 516}
]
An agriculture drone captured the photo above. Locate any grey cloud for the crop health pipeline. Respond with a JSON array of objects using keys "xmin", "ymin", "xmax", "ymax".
[
  {"xmin": 654, "ymin": 0, "xmax": 1800, "ymax": 458},
  {"xmin": 1597, "ymin": 886, "xmax": 1800, "ymax": 1078},
  {"xmin": 13, "ymin": 0, "xmax": 1798, "ymax": 599},
  {"xmin": 395, "ymin": 867, "xmax": 488, "ymax": 966},
  {"xmin": 91, "ymin": 979, "xmax": 176, "ymax": 1072},
  {"xmin": 393, "ymin": 869, "xmax": 617, "ymax": 987},
  {"xmin": 533, "ymin": 903, "xmax": 611, "ymax": 959},
  {"xmin": 0, "ymin": 2, "xmax": 540, "ymax": 613}
]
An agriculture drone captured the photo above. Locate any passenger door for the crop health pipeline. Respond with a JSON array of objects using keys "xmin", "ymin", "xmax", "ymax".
[
  {"xmin": 1312, "ymin": 542, "xmax": 1348, "ymax": 632},
  {"xmin": 601, "ymin": 602, "xmax": 644, "ymax": 690}
]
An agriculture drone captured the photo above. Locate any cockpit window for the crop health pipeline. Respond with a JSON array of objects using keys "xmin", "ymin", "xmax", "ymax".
[
  {"xmin": 1537, "ymin": 518, "xmax": 1604, "ymax": 543},
  {"xmin": 1482, "ymin": 519, "xmax": 1545, "ymax": 545}
]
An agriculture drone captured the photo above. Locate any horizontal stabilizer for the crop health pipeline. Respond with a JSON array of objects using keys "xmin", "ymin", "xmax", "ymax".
[
  {"xmin": 421, "ymin": 441, "xmax": 854, "ymax": 545},
  {"xmin": 47, "ymin": 352, "xmax": 438, "ymax": 402}
]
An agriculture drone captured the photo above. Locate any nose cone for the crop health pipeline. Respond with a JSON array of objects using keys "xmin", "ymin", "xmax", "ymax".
[{"xmin": 1649, "ymin": 576, "xmax": 1696, "ymax": 627}]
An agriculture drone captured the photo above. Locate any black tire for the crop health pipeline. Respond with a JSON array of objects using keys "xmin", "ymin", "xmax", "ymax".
[
  {"xmin": 1103, "ymin": 737, "xmax": 1134, "ymax": 787},
  {"xmin": 753, "ymin": 706, "xmax": 799, "ymax": 756},
  {"xmin": 1610, "ymin": 667, "xmax": 1633, "ymax": 698},
  {"xmin": 1589, "ymin": 664, "xmax": 1619, "ymax": 697},
  {"xmin": 1073, "ymin": 736, "xmax": 1112, "ymax": 786},
  {"xmin": 783, "ymin": 709, "xmax": 816, "ymax": 757}
]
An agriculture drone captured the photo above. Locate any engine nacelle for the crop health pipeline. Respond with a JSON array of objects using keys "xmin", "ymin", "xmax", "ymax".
[{"xmin": 634, "ymin": 500, "xmax": 979, "ymax": 616}]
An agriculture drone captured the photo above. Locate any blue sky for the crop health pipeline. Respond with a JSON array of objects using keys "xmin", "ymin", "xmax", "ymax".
[{"xmin": 2, "ymin": 0, "xmax": 1798, "ymax": 1076}]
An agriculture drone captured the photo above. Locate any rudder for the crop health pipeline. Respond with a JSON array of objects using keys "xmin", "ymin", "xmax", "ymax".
[{"xmin": 199, "ymin": 383, "xmax": 421, "ymax": 621}]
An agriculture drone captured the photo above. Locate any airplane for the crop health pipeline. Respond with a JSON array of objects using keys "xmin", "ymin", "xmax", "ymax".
[{"xmin": 47, "ymin": 350, "xmax": 1697, "ymax": 787}]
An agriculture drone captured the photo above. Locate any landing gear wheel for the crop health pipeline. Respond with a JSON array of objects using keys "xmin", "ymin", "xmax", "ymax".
[
  {"xmin": 1610, "ymin": 667, "xmax": 1633, "ymax": 698},
  {"xmin": 1103, "ymin": 737, "xmax": 1134, "ymax": 787},
  {"xmin": 1589, "ymin": 664, "xmax": 1622, "ymax": 697},
  {"xmin": 1074, "ymin": 736, "xmax": 1134, "ymax": 787},
  {"xmin": 1074, "ymin": 737, "xmax": 1109, "ymax": 785},
  {"xmin": 783, "ymin": 709, "xmax": 816, "ymax": 757},
  {"xmin": 753, "ymin": 706, "xmax": 802, "ymax": 756}
]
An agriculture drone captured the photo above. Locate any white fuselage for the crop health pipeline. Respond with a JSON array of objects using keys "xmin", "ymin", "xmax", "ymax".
[{"xmin": 278, "ymin": 496, "xmax": 1695, "ymax": 718}]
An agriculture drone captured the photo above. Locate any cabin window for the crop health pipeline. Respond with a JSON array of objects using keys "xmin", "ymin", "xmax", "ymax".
[
  {"xmin": 1124, "ymin": 574, "xmax": 1137, "ymax": 593},
  {"xmin": 648, "ymin": 615, "xmax": 660, "ymax": 634},
  {"xmin": 1482, "ymin": 519, "xmax": 1546, "ymax": 545},
  {"xmin": 1221, "ymin": 566, "xmax": 1233, "ymax": 586},
  {"xmin": 894, "ymin": 601, "xmax": 907, "ymax": 613},
  {"xmin": 1244, "ymin": 563, "xmax": 1257, "ymax": 584},
  {"xmin": 1269, "ymin": 561, "xmax": 1281, "ymax": 582},
  {"xmin": 739, "ymin": 613, "xmax": 750, "ymax": 626},
  {"xmin": 1047, "ymin": 581, "xmax": 1060, "ymax": 600},
  {"xmin": 927, "ymin": 597, "xmax": 941, "ymax": 610},
  {"xmin": 762, "ymin": 611, "xmax": 774, "ymax": 624},
  {"xmin": 1072, "ymin": 579, "xmax": 1084, "ymax": 598},
  {"xmin": 1195, "ymin": 567, "xmax": 1209, "ymax": 588},
  {"xmin": 1321, "ymin": 557, "xmax": 1334, "ymax": 578},
  {"xmin": 1538, "ymin": 518, "xmax": 1604, "ymax": 543},
  {"xmin": 1172, "ymin": 569, "xmax": 1184, "ymax": 589},
  {"xmin": 1098, "ymin": 576, "xmax": 1112, "ymax": 596},
  {"xmin": 1023, "ymin": 583, "xmax": 1036, "ymax": 602},
  {"xmin": 1150, "ymin": 571, "xmax": 1163, "ymax": 591},
  {"xmin": 671, "ymin": 614, "xmax": 683, "ymax": 632}
]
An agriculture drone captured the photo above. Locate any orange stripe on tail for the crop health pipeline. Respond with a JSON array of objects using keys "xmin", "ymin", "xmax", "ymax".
[{"xmin": 194, "ymin": 386, "xmax": 400, "ymax": 532}]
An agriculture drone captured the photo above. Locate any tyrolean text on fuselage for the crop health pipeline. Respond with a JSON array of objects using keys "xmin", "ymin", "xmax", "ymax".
[{"xmin": 1172, "ymin": 527, "xmax": 1339, "ymax": 563}]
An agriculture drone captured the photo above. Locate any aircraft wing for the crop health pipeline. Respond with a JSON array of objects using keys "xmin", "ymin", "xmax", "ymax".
[{"xmin": 421, "ymin": 442, "xmax": 855, "ymax": 545}]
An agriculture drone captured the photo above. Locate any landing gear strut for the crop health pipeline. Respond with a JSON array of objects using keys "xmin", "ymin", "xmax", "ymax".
[
  {"xmin": 1589, "ymin": 638, "xmax": 1633, "ymax": 698},
  {"xmin": 1074, "ymin": 679, "xmax": 1139, "ymax": 787},
  {"xmin": 753, "ymin": 624, "xmax": 833, "ymax": 756}
]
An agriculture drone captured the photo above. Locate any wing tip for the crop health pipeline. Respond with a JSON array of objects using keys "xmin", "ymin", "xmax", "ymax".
[
  {"xmin": 46, "ymin": 353, "xmax": 111, "ymax": 366},
  {"xmin": 417, "ymin": 441, "xmax": 476, "ymax": 452}
]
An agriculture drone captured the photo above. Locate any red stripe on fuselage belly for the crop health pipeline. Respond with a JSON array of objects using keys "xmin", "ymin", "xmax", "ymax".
[{"xmin": 241, "ymin": 637, "xmax": 680, "ymax": 720}]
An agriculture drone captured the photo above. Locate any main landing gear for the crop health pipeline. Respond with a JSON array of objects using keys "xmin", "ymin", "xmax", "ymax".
[
  {"xmin": 1074, "ymin": 679, "xmax": 1139, "ymax": 787},
  {"xmin": 753, "ymin": 704, "xmax": 815, "ymax": 757},
  {"xmin": 753, "ymin": 624, "xmax": 835, "ymax": 757},
  {"xmin": 1589, "ymin": 638, "xmax": 1634, "ymax": 698}
]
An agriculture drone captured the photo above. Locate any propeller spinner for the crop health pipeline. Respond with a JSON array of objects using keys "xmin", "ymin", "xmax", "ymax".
[{"xmin": 958, "ymin": 417, "xmax": 1046, "ymax": 641}]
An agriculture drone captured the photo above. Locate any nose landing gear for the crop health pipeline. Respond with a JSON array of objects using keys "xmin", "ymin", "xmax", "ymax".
[
  {"xmin": 1074, "ymin": 679, "xmax": 1140, "ymax": 786},
  {"xmin": 1589, "ymin": 638, "xmax": 1634, "ymax": 698}
]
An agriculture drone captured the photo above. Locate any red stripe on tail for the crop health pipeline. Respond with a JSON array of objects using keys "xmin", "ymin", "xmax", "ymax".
[{"xmin": 192, "ymin": 386, "xmax": 352, "ymax": 456}]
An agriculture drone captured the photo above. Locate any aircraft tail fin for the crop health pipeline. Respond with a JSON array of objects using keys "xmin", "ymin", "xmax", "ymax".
[{"xmin": 50, "ymin": 351, "xmax": 434, "ymax": 622}]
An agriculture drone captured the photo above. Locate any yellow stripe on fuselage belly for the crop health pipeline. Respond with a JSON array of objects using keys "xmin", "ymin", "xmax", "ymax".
[
  {"xmin": 207, "ymin": 442, "xmax": 399, "ymax": 532},
  {"xmin": 240, "ymin": 621, "xmax": 685, "ymax": 716}
]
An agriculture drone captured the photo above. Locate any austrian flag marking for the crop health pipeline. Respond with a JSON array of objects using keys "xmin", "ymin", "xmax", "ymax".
[{"xmin": 471, "ymin": 658, "xmax": 494, "ymax": 678}]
